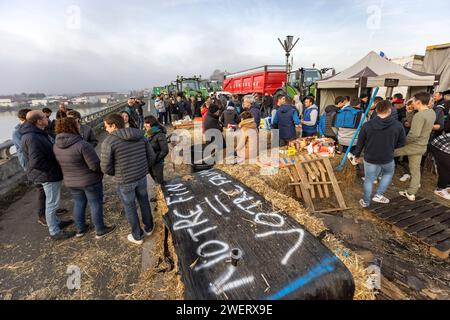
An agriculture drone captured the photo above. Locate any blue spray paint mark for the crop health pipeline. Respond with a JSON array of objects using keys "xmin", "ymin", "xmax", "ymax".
[{"xmin": 265, "ymin": 256, "xmax": 339, "ymax": 300}]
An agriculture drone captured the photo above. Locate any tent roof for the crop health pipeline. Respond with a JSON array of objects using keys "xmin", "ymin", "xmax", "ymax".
[{"xmin": 317, "ymin": 51, "xmax": 437, "ymax": 89}]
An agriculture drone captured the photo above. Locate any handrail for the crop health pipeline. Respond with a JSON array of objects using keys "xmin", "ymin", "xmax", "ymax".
[
  {"xmin": 0, "ymin": 98, "xmax": 144, "ymax": 151},
  {"xmin": 81, "ymin": 100, "xmax": 129, "ymax": 127},
  {"xmin": 0, "ymin": 140, "xmax": 14, "ymax": 160}
]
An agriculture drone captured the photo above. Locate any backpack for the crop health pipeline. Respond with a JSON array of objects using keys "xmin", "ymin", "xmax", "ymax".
[{"xmin": 334, "ymin": 107, "xmax": 362, "ymax": 129}]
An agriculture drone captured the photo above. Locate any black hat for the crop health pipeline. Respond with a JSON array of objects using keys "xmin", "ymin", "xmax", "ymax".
[{"xmin": 209, "ymin": 104, "xmax": 219, "ymax": 114}]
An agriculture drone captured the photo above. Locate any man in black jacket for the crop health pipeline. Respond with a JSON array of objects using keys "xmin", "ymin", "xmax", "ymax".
[
  {"xmin": 219, "ymin": 105, "xmax": 240, "ymax": 129},
  {"xmin": 354, "ymin": 101, "xmax": 406, "ymax": 207},
  {"xmin": 101, "ymin": 114, "xmax": 156, "ymax": 245},
  {"xmin": 21, "ymin": 111, "xmax": 75, "ymax": 240}
]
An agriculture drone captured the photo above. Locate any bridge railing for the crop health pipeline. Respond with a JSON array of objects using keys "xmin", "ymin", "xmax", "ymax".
[
  {"xmin": 81, "ymin": 99, "xmax": 130, "ymax": 128},
  {"xmin": 0, "ymin": 140, "xmax": 14, "ymax": 161}
]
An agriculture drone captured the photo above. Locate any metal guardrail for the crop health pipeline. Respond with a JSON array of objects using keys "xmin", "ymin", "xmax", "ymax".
[
  {"xmin": 0, "ymin": 140, "xmax": 14, "ymax": 161},
  {"xmin": 81, "ymin": 100, "xmax": 129, "ymax": 128},
  {"xmin": 0, "ymin": 99, "xmax": 136, "ymax": 159}
]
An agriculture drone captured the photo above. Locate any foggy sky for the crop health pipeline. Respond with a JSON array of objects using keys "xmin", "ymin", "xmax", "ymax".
[{"xmin": 1, "ymin": 0, "xmax": 449, "ymax": 94}]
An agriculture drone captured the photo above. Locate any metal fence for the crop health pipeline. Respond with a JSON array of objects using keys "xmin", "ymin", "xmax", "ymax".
[
  {"xmin": 81, "ymin": 100, "xmax": 129, "ymax": 128},
  {"xmin": 0, "ymin": 140, "xmax": 14, "ymax": 161}
]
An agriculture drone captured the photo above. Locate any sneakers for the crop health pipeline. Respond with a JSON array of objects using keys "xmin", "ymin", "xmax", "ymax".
[
  {"xmin": 399, "ymin": 190, "xmax": 416, "ymax": 201},
  {"xmin": 51, "ymin": 231, "xmax": 76, "ymax": 241},
  {"xmin": 399, "ymin": 174, "xmax": 411, "ymax": 182},
  {"xmin": 359, "ymin": 199, "xmax": 369, "ymax": 208},
  {"xmin": 372, "ymin": 194, "xmax": 390, "ymax": 204},
  {"xmin": 347, "ymin": 153, "xmax": 358, "ymax": 166},
  {"xmin": 95, "ymin": 225, "xmax": 117, "ymax": 239},
  {"xmin": 434, "ymin": 189, "xmax": 450, "ymax": 201},
  {"xmin": 56, "ymin": 208, "xmax": 69, "ymax": 215},
  {"xmin": 127, "ymin": 234, "xmax": 144, "ymax": 245},
  {"xmin": 59, "ymin": 220, "xmax": 74, "ymax": 230},
  {"xmin": 76, "ymin": 224, "xmax": 91, "ymax": 238},
  {"xmin": 37, "ymin": 216, "xmax": 47, "ymax": 227},
  {"xmin": 145, "ymin": 226, "xmax": 155, "ymax": 237}
]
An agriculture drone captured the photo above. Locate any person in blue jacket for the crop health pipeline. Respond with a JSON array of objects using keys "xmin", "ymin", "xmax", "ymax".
[
  {"xmin": 272, "ymin": 97, "xmax": 301, "ymax": 147},
  {"xmin": 301, "ymin": 97, "xmax": 319, "ymax": 137}
]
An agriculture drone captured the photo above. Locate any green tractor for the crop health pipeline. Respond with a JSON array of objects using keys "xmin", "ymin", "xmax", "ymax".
[
  {"xmin": 176, "ymin": 75, "xmax": 205, "ymax": 99},
  {"xmin": 161, "ymin": 82, "xmax": 177, "ymax": 96},
  {"xmin": 152, "ymin": 86, "xmax": 163, "ymax": 96},
  {"xmin": 287, "ymin": 67, "xmax": 324, "ymax": 99},
  {"xmin": 199, "ymin": 79, "xmax": 222, "ymax": 97}
]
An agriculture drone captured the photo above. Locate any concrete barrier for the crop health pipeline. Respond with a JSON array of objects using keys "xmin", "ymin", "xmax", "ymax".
[{"xmin": 0, "ymin": 140, "xmax": 26, "ymax": 196}]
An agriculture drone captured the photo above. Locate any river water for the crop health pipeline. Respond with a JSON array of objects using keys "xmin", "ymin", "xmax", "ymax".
[{"xmin": 0, "ymin": 106, "xmax": 105, "ymax": 145}]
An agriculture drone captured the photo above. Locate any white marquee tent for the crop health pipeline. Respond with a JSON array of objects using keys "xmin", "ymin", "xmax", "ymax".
[{"xmin": 316, "ymin": 51, "xmax": 437, "ymax": 109}]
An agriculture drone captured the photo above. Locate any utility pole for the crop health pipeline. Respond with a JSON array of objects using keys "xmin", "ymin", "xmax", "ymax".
[{"xmin": 278, "ymin": 35, "xmax": 300, "ymax": 94}]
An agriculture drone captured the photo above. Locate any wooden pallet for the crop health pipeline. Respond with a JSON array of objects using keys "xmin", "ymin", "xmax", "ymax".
[
  {"xmin": 370, "ymin": 196, "xmax": 450, "ymax": 260},
  {"xmin": 282, "ymin": 155, "xmax": 349, "ymax": 214}
]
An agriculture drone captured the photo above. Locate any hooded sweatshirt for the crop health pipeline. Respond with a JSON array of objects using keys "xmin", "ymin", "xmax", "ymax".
[
  {"xmin": 272, "ymin": 104, "xmax": 300, "ymax": 140},
  {"xmin": 101, "ymin": 127, "xmax": 156, "ymax": 184},
  {"xmin": 220, "ymin": 106, "xmax": 240, "ymax": 127},
  {"xmin": 354, "ymin": 116, "xmax": 406, "ymax": 165},
  {"xmin": 54, "ymin": 133, "xmax": 103, "ymax": 188}
]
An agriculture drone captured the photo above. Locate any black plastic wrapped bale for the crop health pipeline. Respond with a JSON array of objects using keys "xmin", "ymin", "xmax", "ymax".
[
  {"xmin": 190, "ymin": 144, "xmax": 216, "ymax": 172},
  {"xmin": 163, "ymin": 169, "xmax": 355, "ymax": 300}
]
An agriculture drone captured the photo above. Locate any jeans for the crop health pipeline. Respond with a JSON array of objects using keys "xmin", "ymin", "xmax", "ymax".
[
  {"xmin": 363, "ymin": 161, "xmax": 395, "ymax": 204},
  {"xmin": 431, "ymin": 146, "xmax": 450, "ymax": 190},
  {"xmin": 117, "ymin": 176, "xmax": 153, "ymax": 241},
  {"xmin": 280, "ymin": 138, "xmax": 293, "ymax": 147},
  {"xmin": 158, "ymin": 112, "xmax": 166, "ymax": 125},
  {"xmin": 36, "ymin": 184, "xmax": 46, "ymax": 219},
  {"xmin": 42, "ymin": 181, "xmax": 62, "ymax": 236},
  {"xmin": 69, "ymin": 181, "xmax": 107, "ymax": 234},
  {"xmin": 302, "ymin": 131, "xmax": 316, "ymax": 137}
]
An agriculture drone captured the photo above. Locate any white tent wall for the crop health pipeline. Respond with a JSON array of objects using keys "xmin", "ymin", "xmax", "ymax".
[
  {"xmin": 423, "ymin": 45, "xmax": 450, "ymax": 92},
  {"xmin": 316, "ymin": 51, "xmax": 437, "ymax": 110}
]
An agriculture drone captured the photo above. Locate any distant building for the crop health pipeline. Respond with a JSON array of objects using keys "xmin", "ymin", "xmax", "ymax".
[
  {"xmin": 79, "ymin": 92, "xmax": 115, "ymax": 104},
  {"xmin": 0, "ymin": 96, "xmax": 27, "ymax": 107},
  {"xmin": 390, "ymin": 54, "xmax": 424, "ymax": 71},
  {"xmin": 0, "ymin": 97, "xmax": 16, "ymax": 107},
  {"xmin": 31, "ymin": 99, "xmax": 48, "ymax": 107}
]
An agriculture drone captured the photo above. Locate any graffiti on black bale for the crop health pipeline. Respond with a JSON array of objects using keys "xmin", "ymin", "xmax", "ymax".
[{"xmin": 163, "ymin": 169, "xmax": 355, "ymax": 300}]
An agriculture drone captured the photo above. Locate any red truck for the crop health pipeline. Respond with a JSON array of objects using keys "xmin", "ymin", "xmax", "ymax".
[{"xmin": 223, "ymin": 65, "xmax": 287, "ymax": 96}]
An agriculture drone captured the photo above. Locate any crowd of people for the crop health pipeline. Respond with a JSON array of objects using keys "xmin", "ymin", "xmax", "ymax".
[
  {"xmin": 185, "ymin": 89, "xmax": 450, "ymax": 205},
  {"xmin": 12, "ymin": 97, "xmax": 168, "ymax": 244},
  {"xmin": 10, "ymin": 89, "xmax": 450, "ymax": 243}
]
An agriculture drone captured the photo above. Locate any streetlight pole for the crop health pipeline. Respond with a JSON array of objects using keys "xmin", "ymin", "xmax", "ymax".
[{"xmin": 278, "ymin": 35, "xmax": 300, "ymax": 94}]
